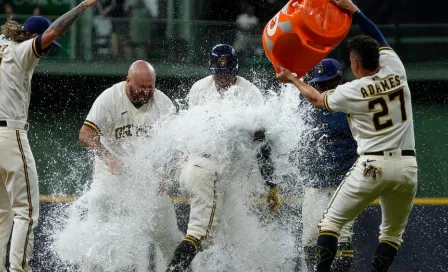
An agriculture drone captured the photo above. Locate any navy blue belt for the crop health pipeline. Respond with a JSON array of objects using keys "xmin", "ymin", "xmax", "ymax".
[
  {"xmin": 364, "ymin": 150, "xmax": 415, "ymax": 156},
  {"xmin": 0, "ymin": 120, "xmax": 29, "ymax": 130}
]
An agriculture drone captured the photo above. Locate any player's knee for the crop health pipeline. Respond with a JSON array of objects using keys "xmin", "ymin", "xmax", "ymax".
[
  {"xmin": 180, "ymin": 170, "xmax": 215, "ymax": 198},
  {"xmin": 180, "ymin": 156, "xmax": 217, "ymax": 188}
]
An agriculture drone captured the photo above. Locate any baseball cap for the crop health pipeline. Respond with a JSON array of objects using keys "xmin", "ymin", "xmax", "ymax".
[
  {"xmin": 23, "ymin": 16, "xmax": 60, "ymax": 47},
  {"xmin": 309, "ymin": 58, "xmax": 343, "ymax": 83},
  {"xmin": 209, "ymin": 44, "xmax": 238, "ymax": 75}
]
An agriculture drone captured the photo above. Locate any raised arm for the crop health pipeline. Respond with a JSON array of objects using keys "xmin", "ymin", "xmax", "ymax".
[
  {"xmin": 331, "ymin": 0, "xmax": 390, "ymax": 47},
  {"xmin": 40, "ymin": 0, "xmax": 98, "ymax": 49},
  {"xmin": 276, "ymin": 65, "xmax": 326, "ymax": 109}
]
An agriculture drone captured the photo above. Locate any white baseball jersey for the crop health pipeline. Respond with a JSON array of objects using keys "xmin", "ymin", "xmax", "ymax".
[
  {"xmin": 324, "ymin": 48, "xmax": 415, "ymax": 154},
  {"xmin": 181, "ymin": 75, "xmax": 266, "ymax": 246},
  {"xmin": 0, "ymin": 35, "xmax": 43, "ymax": 271},
  {"xmin": 187, "ymin": 75, "xmax": 264, "ymax": 107},
  {"xmin": 0, "ymin": 35, "xmax": 41, "ymax": 122},
  {"xmin": 84, "ymin": 81, "xmax": 176, "ymax": 157}
]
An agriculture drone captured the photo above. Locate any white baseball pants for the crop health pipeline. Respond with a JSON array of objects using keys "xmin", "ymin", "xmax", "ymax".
[
  {"xmin": 77, "ymin": 170, "xmax": 182, "ymax": 272},
  {"xmin": 318, "ymin": 152, "xmax": 418, "ymax": 246},
  {"xmin": 0, "ymin": 127, "xmax": 39, "ymax": 272},
  {"xmin": 302, "ymin": 187, "xmax": 354, "ymax": 247},
  {"xmin": 179, "ymin": 154, "xmax": 221, "ymax": 246}
]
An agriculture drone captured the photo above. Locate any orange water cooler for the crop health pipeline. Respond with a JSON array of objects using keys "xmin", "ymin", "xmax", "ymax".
[{"xmin": 262, "ymin": 0, "xmax": 352, "ymax": 78}]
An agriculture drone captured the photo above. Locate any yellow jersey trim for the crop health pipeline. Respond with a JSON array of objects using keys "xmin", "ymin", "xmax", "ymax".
[
  {"xmin": 323, "ymin": 90, "xmax": 335, "ymax": 113},
  {"xmin": 32, "ymin": 38, "xmax": 42, "ymax": 58},
  {"xmin": 379, "ymin": 46, "xmax": 393, "ymax": 51},
  {"xmin": 84, "ymin": 120, "xmax": 101, "ymax": 134}
]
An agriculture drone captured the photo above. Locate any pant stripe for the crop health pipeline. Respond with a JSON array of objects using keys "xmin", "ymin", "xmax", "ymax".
[
  {"xmin": 16, "ymin": 130, "xmax": 34, "ymax": 269},
  {"xmin": 202, "ymin": 174, "xmax": 217, "ymax": 242}
]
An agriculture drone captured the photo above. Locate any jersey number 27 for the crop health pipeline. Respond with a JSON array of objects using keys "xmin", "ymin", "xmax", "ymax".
[{"xmin": 368, "ymin": 88, "xmax": 408, "ymax": 131}]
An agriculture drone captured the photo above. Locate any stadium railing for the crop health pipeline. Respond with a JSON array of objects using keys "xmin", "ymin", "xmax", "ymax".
[{"xmin": 1, "ymin": 15, "xmax": 448, "ymax": 79}]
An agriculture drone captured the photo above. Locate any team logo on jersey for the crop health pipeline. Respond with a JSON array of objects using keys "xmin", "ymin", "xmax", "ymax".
[
  {"xmin": 316, "ymin": 63, "xmax": 324, "ymax": 75},
  {"xmin": 115, "ymin": 124, "xmax": 151, "ymax": 139},
  {"xmin": 218, "ymin": 56, "xmax": 227, "ymax": 67}
]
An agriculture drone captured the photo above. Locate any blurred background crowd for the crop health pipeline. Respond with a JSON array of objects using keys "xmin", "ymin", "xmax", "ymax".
[{"xmin": 1, "ymin": 0, "xmax": 445, "ymax": 65}]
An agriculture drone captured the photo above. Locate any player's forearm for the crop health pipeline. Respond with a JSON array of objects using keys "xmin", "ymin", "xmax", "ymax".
[
  {"xmin": 79, "ymin": 126, "xmax": 110, "ymax": 158},
  {"xmin": 255, "ymin": 132, "xmax": 276, "ymax": 186},
  {"xmin": 353, "ymin": 10, "xmax": 389, "ymax": 47},
  {"xmin": 86, "ymin": 141, "xmax": 111, "ymax": 158},
  {"xmin": 291, "ymin": 77, "xmax": 325, "ymax": 108},
  {"xmin": 41, "ymin": 2, "xmax": 89, "ymax": 48}
]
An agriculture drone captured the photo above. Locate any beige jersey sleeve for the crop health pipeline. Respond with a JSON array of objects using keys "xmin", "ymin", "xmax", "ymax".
[
  {"xmin": 324, "ymin": 82, "xmax": 356, "ymax": 114},
  {"xmin": 85, "ymin": 90, "xmax": 114, "ymax": 136},
  {"xmin": 379, "ymin": 47, "xmax": 406, "ymax": 76},
  {"xmin": 13, "ymin": 38, "xmax": 40, "ymax": 71}
]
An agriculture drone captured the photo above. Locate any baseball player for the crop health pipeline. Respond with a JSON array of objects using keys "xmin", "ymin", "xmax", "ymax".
[
  {"xmin": 276, "ymin": 0, "xmax": 418, "ymax": 271},
  {"xmin": 297, "ymin": 59, "xmax": 358, "ymax": 272},
  {"xmin": 166, "ymin": 44, "xmax": 281, "ymax": 272},
  {"xmin": 78, "ymin": 60, "xmax": 183, "ymax": 271},
  {"xmin": 187, "ymin": 44, "xmax": 264, "ymax": 106},
  {"xmin": 0, "ymin": 1, "xmax": 98, "ymax": 271}
]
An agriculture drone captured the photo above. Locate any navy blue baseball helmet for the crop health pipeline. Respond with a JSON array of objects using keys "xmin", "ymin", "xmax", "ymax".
[
  {"xmin": 309, "ymin": 58, "xmax": 343, "ymax": 83},
  {"xmin": 23, "ymin": 16, "xmax": 60, "ymax": 47},
  {"xmin": 209, "ymin": 44, "xmax": 238, "ymax": 75}
]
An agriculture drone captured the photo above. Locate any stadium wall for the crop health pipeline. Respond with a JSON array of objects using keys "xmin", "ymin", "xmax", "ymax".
[
  {"xmin": 29, "ymin": 74, "xmax": 448, "ymax": 198},
  {"xmin": 21, "ymin": 74, "xmax": 448, "ymax": 271}
]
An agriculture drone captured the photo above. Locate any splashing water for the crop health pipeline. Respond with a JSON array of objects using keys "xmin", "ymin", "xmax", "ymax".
[{"xmin": 44, "ymin": 83, "xmax": 313, "ymax": 271}]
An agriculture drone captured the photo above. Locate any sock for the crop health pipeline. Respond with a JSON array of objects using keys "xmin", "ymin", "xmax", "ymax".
[
  {"xmin": 371, "ymin": 240, "xmax": 399, "ymax": 272},
  {"xmin": 304, "ymin": 245, "xmax": 317, "ymax": 271},
  {"xmin": 332, "ymin": 242, "xmax": 354, "ymax": 272},
  {"xmin": 166, "ymin": 236, "xmax": 200, "ymax": 272},
  {"xmin": 316, "ymin": 231, "xmax": 339, "ymax": 272}
]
